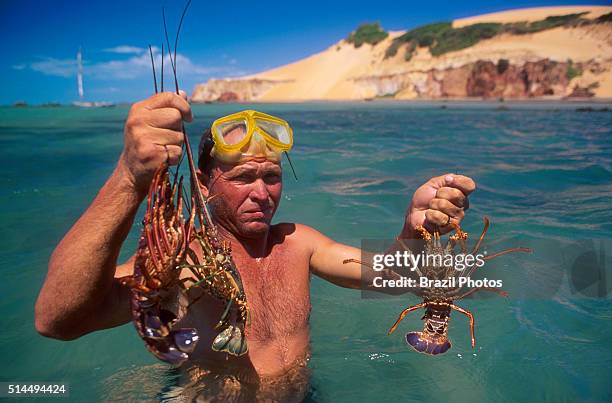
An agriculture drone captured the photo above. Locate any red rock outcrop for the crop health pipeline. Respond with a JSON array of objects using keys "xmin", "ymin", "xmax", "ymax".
[
  {"xmin": 217, "ymin": 92, "xmax": 240, "ymax": 102},
  {"xmin": 465, "ymin": 59, "xmax": 570, "ymax": 98}
]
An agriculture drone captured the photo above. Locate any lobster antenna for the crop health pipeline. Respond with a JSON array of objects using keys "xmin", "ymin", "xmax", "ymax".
[
  {"xmin": 163, "ymin": 7, "xmax": 182, "ymax": 181},
  {"xmin": 160, "ymin": 42, "xmax": 164, "ymax": 92},
  {"xmin": 174, "ymin": 0, "xmax": 192, "ymax": 76},
  {"xmin": 182, "ymin": 185, "xmax": 192, "ymax": 214},
  {"xmin": 162, "ymin": 7, "xmax": 178, "ymax": 92},
  {"xmin": 161, "ymin": 2, "xmax": 216, "ymax": 232},
  {"xmin": 283, "ymin": 151, "xmax": 298, "ymax": 181},
  {"xmin": 148, "ymin": 45, "xmax": 158, "ymax": 94}
]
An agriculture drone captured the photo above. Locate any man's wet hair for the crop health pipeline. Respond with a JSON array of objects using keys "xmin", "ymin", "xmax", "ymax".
[{"xmin": 197, "ymin": 128, "xmax": 215, "ymax": 176}]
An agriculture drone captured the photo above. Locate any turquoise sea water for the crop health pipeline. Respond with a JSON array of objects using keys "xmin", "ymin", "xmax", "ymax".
[{"xmin": 1, "ymin": 102, "xmax": 611, "ymax": 402}]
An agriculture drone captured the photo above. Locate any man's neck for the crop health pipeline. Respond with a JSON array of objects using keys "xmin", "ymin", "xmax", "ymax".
[{"xmin": 216, "ymin": 223, "xmax": 270, "ymax": 259}]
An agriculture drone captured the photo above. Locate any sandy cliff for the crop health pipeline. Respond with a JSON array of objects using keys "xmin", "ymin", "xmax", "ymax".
[{"xmin": 192, "ymin": 6, "xmax": 612, "ymax": 102}]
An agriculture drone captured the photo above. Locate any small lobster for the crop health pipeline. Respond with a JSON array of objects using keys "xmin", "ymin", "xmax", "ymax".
[
  {"xmin": 387, "ymin": 218, "xmax": 531, "ymax": 355},
  {"xmin": 118, "ymin": 0, "xmax": 249, "ymax": 365}
]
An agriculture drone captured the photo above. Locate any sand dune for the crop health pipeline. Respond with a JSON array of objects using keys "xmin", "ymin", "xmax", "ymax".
[
  {"xmin": 192, "ymin": 6, "xmax": 612, "ymax": 101},
  {"xmin": 453, "ymin": 6, "xmax": 611, "ymax": 27}
]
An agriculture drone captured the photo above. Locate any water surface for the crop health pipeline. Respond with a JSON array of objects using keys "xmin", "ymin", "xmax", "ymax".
[{"xmin": 1, "ymin": 102, "xmax": 610, "ymax": 402}]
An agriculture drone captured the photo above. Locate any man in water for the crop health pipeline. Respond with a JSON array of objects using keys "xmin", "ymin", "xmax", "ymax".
[{"xmin": 35, "ymin": 92, "xmax": 475, "ymax": 399}]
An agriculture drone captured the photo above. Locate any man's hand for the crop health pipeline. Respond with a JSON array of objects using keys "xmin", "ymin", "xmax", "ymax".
[
  {"xmin": 400, "ymin": 174, "xmax": 476, "ymax": 237},
  {"xmin": 117, "ymin": 91, "xmax": 193, "ymax": 194}
]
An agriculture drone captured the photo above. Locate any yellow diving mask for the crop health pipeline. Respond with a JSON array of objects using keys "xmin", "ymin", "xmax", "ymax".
[{"xmin": 210, "ymin": 110, "xmax": 293, "ymax": 164}]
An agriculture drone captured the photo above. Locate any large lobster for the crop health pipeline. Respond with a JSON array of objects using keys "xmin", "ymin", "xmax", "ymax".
[{"xmin": 117, "ymin": 0, "xmax": 249, "ymax": 365}]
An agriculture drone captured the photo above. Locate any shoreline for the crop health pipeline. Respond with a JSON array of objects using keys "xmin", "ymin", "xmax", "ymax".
[
  {"xmin": 189, "ymin": 97, "xmax": 612, "ymax": 105},
  {"xmin": 4, "ymin": 98, "xmax": 612, "ymax": 108}
]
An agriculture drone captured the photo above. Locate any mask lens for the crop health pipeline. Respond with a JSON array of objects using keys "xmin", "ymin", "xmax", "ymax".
[
  {"xmin": 255, "ymin": 119, "xmax": 291, "ymax": 145},
  {"xmin": 214, "ymin": 119, "xmax": 248, "ymax": 145}
]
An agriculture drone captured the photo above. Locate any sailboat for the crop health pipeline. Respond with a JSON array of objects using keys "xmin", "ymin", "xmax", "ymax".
[{"xmin": 72, "ymin": 47, "xmax": 114, "ymax": 108}]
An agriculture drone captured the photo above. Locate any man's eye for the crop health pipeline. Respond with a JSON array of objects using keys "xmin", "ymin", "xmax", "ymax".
[
  {"xmin": 265, "ymin": 174, "xmax": 281, "ymax": 182},
  {"xmin": 234, "ymin": 174, "xmax": 253, "ymax": 182}
]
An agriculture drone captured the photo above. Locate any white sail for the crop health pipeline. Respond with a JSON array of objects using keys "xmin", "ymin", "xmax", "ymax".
[
  {"xmin": 73, "ymin": 46, "xmax": 113, "ymax": 107},
  {"xmin": 77, "ymin": 47, "xmax": 84, "ymax": 99}
]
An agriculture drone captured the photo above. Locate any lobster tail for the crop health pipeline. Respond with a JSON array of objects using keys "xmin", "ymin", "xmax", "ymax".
[
  {"xmin": 131, "ymin": 292, "xmax": 200, "ymax": 365},
  {"xmin": 406, "ymin": 332, "xmax": 451, "ymax": 355},
  {"xmin": 404, "ymin": 302, "xmax": 452, "ymax": 355}
]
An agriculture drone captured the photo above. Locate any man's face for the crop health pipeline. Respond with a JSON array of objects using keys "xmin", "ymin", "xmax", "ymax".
[{"xmin": 203, "ymin": 159, "xmax": 283, "ymax": 239}]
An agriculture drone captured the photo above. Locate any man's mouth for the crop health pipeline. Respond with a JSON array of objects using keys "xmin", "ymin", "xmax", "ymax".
[
  {"xmin": 245, "ymin": 211, "xmax": 265, "ymax": 218},
  {"xmin": 242, "ymin": 208, "xmax": 271, "ymax": 219}
]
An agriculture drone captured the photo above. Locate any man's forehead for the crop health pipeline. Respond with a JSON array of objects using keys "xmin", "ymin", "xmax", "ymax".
[{"xmin": 216, "ymin": 159, "xmax": 282, "ymax": 174}]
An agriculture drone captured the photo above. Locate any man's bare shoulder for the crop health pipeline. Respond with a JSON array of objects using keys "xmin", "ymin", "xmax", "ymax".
[{"xmin": 270, "ymin": 223, "xmax": 334, "ymax": 253}]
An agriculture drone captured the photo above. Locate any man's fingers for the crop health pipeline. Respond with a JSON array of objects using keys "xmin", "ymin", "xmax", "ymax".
[
  {"xmin": 442, "ymin": 174, "xmax": 476, "ymax": 195},
  {"xmin": 156, "ymin": 144, "xmax": 183, "ymax": 165},
  {"xmin": 429, "ymin": 198, "xmax": 463, "ymax": 218},
  {"xmin": 149, "ymin": 127, "xmax": 184, "ymax": 146},
  {"xmin": 146, "ymin": 107, "xmax": 184, "ymax": 131},
  {"xmin": 435, "ymin": 187, "xmax": 466, "ymax": 207},
  {"xmin": 425, "ymin": 209, "xmax": 452, "ymax": 227},
  {"xmin": 145, "ymin": 92, "xmax": 193, "ymax": 122}
]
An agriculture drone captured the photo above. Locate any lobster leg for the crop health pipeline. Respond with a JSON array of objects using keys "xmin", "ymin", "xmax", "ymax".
[
  {"xmin": 465, "ymin": 246, "xmax": 531, "ymax": 278},
  {"xmin": 152, "ymin": 178, "xmax": 168, "ymax": 261},
  {"xmin": 470, "ymin": 216, "xmax": 490, "ymax": 255},
  {"xmin": 449, "ymin": 222, "xmax": 468, "ymax": 253},
  {"xmin": 387, "ymin": 302, "xmax": 426, "ymax": 335},
  {"xmin": 450, "ymin": 304, "xmax": 475, "ymax": 348},
  {"xmin": 415, "ymin": 225, "xmax": 432, "ymax": 241},
  {"xmin": 216, "ymin": 293, "xmax": 234, "ymax": 329}
]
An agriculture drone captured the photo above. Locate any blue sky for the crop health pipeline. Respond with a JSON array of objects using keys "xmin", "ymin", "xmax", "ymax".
[{"xmin": 1, "ymin": 0, "xmax": 608, "ymax": 104}]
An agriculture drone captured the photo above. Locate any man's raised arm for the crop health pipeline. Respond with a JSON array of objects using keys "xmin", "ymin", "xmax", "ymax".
[
  {"xmin": 308, "ymin": 174, "xmax": 476, "ymax": 289},
  {"xmin": 35, "ymin": 92, "xmax": 192, "ymax": 340}
]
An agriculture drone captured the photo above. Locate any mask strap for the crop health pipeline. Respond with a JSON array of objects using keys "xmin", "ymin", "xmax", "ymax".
[{"xmin": 283, "ymin": 152, "xmax": 298, "ymax": 181}]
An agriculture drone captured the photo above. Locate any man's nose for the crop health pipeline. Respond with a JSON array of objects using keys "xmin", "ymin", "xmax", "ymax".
[{"xmin": 249, "ymin": 178, "xmax": 269, "ymax": 202}]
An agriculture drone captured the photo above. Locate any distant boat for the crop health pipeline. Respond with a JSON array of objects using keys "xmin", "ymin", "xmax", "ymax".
[
  {"xmin": 72, "ymin": 47, "xmax": 114, "ymax": 108},
  {"xmin": 42, "ymin": 102, "xmax": 62, "ymax": 107}
]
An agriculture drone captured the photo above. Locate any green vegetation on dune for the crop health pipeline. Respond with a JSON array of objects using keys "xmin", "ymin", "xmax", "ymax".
[
  {"xmin": 346, "ymin": 23, "xmax": 389, "ymax": 47},
  {"xmin": 379, "ymin": 11, "xmax": 610, "ymax": 60},
  {"xmin": 504, "ymin": 12, "xmax": 587, "ymax": 34},
  {"xmin": 566, "ymin": 59, "xmax": 583, "ymax": 81},
  {"xmin": 431, "ymin": 23, "xmax": 502, "ymax": 56},
  {"xmin": 385, "ymin": 22, "xmax": 451, "ymax": 58},
  {"xmin": 595, "ymin": 11, "xmax": 612, "ymax": 23}
]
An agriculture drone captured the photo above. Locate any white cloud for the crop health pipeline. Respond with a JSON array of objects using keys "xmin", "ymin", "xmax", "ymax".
[
  {"xmin": 15, "ymin": 51, "xmax": 246, "ymax": 81},
  {"xmin": 103, "ymin": 46, "xmax": 147, "ymax": 54},
  {"xmin": 29, "ymin": 58, "xmax": 76, "ymax": 78}
]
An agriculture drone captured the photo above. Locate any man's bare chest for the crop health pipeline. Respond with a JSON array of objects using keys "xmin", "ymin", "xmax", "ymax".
[
  {"xmin": 178, "ymin": 241, "xmax": 312, "ymax": 340},
  {"xmin": 234, "ymin": 250, "xmax": 311, "ymax": 340}
]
